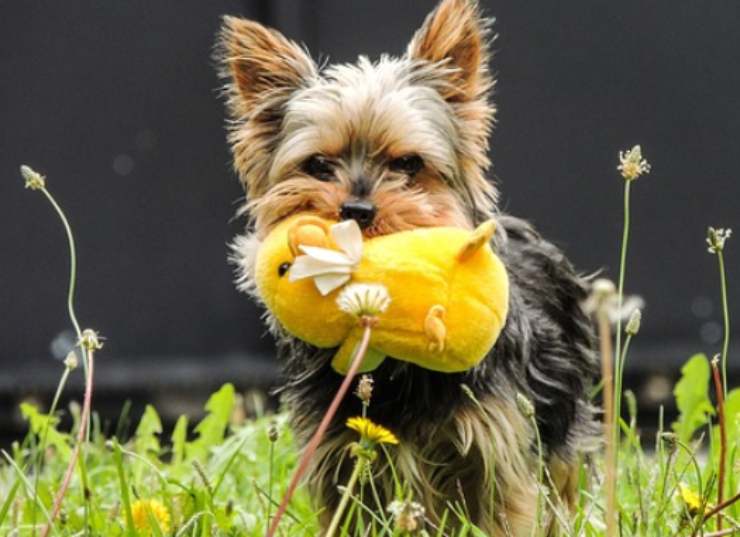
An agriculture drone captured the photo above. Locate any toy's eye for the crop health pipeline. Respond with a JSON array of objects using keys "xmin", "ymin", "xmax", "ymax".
[
  {"xmin": 302, "ymin": 155, "xmax": 335, "ymax": 181},
  {"xmin": 389, "ymin": 155, "xmax": 424, "ymax": 176},
  {"xmin": 278, "ymin": 262, "xmax": 291, "ymax": 277}
]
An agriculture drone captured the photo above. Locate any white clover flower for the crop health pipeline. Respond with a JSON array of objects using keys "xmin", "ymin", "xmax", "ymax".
[
  {"xmin": 289, "ymin": 220, "xmax": 363, "ymax": 295},
  {"xmin": 387, "ymin": 500, "xmax": 425, "ymax": 533},
  {"xmin": 79, "ymin": 329, "xmax": 104, "ymax": 351},
  {"xmin": 617, "ymin": 145, "xmax": 651, "ymax": 181},
  {"xmin": 337, "ymin": 283, "xmax": 390, "ymax": 319},
  {"xmin": 20, "ymin": 165, "xmax": 46, "ymax": 190},
  {"xmin": 63, "ymin": 351, "xmax": 79, "ymax": 370},
  {"xmin": 706, "ymin": 227, "xmax": 732, "ymax": 254},
  {"xmin": 356, "ymin": 374, "xmax": 374, "ymax": 403}
]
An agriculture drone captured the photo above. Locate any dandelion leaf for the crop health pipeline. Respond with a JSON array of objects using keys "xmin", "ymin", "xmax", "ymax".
[
  {"xmin": 134, "ymin": 405, "xmax": 162, "ymax": 457},
  {"xmin": 20, "ymin": 402, "xmax": 71, "ymax": 458},
  {"xmin": 187, "ymin": 383, "xmax": 235, "ymax": 460},
  {"xmin": 672, "ymin": 354, "xmax": 714, "ymax": 441},
  {"xmin": 171, "ymin": 415, "xmax": 188, "ymax": 466}
]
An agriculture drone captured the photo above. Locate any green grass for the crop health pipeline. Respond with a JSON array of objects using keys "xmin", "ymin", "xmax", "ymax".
[
  {"xmin": 0, "ymin": 368, "xmax": 738, "ymax": 536},
  {"xmin": 6, "ymin": 155, "xmax": 739, "ymax": 536}
]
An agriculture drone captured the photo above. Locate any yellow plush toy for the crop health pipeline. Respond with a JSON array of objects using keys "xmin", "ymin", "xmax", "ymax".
[{"xmin": 254, "ymin": 214, "xmax": 509, "ymax": 374}]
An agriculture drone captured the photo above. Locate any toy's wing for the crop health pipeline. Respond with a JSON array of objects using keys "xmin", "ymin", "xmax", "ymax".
[{"xmin": 288, "ymin": 220, "xmax": 364, "ymax": 296}]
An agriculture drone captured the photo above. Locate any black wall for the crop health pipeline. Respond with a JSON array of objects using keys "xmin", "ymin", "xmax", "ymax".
[{"xmin": 2, "ymin": 1, "xmax": 739, "ymax": 432}]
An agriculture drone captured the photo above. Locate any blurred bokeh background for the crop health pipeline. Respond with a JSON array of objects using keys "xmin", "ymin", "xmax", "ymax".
[{"xmin": 2, "ymin": 0, "xmax": 739, "ymax": 445}]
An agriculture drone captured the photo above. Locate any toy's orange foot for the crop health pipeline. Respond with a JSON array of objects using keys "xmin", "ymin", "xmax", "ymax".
[
  {"xmin": 287, "ymin": 217, "xmax": 331, "ymax": 257},
  {"xmin": 425, "ymin": 304, "xmax": 447, "ymax": 353},
  {"xmin": 457, "ymin": 219, "xmax": 497, "ymax": 261}
]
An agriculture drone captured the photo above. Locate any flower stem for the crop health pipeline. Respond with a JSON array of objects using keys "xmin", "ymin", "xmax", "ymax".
[
  {"xmin": 711, "ymin": 358, "xmax": 727, "ymax": 531},
  {"xmin": 40, "ymin": 348, "xmax": 96, "ymax": 537},
  {"xmin": 598, "ymin": 308, "xmax": 617, "ymax": 537},
  {"xmin": 717, "ymin": 251, "xmax": 730, "ymax": 398},
  {"xmin": 613, "ymin": 179, "xmax": 631, "ymax": 454},
  {"xmin": 39, "ymin": 188, "xmax": 86, "ymax": 368},
  {"xmin": 529, "ymin": 415, "xmax": 546, "ymax": 537},
  {"xmin": 28, "ymin": 179, "xmax": 93, "ymax": 537},
  {"xmin": 614, "ymin": 333, "xmax": 633, "ymax": 439},
  {"xmin": 30, "ymin": 365, "xmax": 73, "ymax": 536},
  {"xmin": 267, "ymin": 439, "xmax": 274, "ymax": 526},
  {"xmin": 325, "ymin": 458, "xmax": 364, "ymax": 537},
  {"xmin": 265, "ymin": 322, "xmax": 373, "ymax": 537}
]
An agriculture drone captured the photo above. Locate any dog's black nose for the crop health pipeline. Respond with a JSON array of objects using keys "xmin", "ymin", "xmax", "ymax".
[{"xmin": 340, "ymin": 200, "xmax": 376, "ymax": 229}]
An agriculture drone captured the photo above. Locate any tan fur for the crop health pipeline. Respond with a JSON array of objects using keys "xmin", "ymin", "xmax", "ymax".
[{"xmin": 246, "ymin": 172, "xmax": 470, "ymax": 238}]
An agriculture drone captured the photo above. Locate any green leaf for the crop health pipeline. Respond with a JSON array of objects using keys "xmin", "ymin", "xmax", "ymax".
[
  {"xmin": 186, "ymin": 383, "xmax": 235, "ymax": 461},
  {"xmin": 20, "ymin": 402, "xmax": 71, "ymax": 458},
  {"xmin": 672, "ymin": 354, "xmax": 715, "ymax": 441},
  {"xmin": 134, "ymin": 405, "xmax": 162, "ymax": 458},
  {"xmin": 112, "ymin": 439, "xmax": 137, "ymax": 537},
  {"xmin": 0, "ymin": 478, "xmax": 21, "ymax": 527},
  {"xmin": 724, "ymin": 388, "xmax": 740, "ymax": 450},
  {"xmin": 171, "ymin": 415, "xmax": 188, "ymax": 466}
]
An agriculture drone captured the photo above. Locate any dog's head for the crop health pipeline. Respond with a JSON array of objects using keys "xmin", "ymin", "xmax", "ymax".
[{"xmin": 218, "ymin": 0, "xmax": 497, "ymax": 237}]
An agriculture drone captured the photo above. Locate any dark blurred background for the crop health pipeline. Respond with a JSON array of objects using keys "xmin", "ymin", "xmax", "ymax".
[{"xmin": 2, "ymin": 0, "xmax": 739, "ymax": 444}]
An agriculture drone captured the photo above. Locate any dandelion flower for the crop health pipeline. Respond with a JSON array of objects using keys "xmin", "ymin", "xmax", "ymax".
[
  {"xmin": 337, "ymin": 283, "xmax": 391, "ymax": 319},
  {"xmin": 583, "ymin": 278, "xmax": 644, "ymax": 324},
  {"xmin": 617, "ymin": 145, "xmax": 651, "ymax": 181},
  {"xmin": 678, "ymin": 484, "xmax": 711, "ymax": 516},
  {"xmin": 706, "ymin": 227, "xmax": 732, "ymax": 254},
  {"xmin": 346, "ymin": 416, "xmax": 398, "ymax": 445},
  {"xmin": 130, "ymin": 499, "xmax": 171, "ymax": 534}
]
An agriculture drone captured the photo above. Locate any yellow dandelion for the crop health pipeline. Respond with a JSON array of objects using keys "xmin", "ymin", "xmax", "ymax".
[
  {"xmin": 346, "ymin": 416, "xmax": 398, "ymax": 445},
  {"xmin": 131, "ymin": 499, "xmax": 171, "ymax": 534},
  {"xmin": 678, "ymin": 484, "xmax": 711, "ymax": 516}
]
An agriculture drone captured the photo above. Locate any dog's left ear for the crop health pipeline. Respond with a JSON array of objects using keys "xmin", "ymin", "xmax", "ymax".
[
  {"xmin": 217, "ymin": 17, "xmax": 317, "ymax": 198},
  {"xmin": 407, "ymin": 0, "xmax": 493, "ymax": 102},
  {"xmin": 218, "ymin": 16, "xmax": 316, "ymax": 120}
]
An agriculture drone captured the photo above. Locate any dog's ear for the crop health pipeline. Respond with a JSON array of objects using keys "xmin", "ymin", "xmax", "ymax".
[
  {"xmin": 407, "ymin": 0, "xmax": 498, "ymax": 217},
  {"xmin": 407, "ymin": 0, "xmax": 493, "ymax": 101},
  {"xmin": 218, "ymin": 16, "xmax": 316, "ymax": 119},
  {"xmin": 217, "ymin": 17, "xmax": 316, "ymax": 197}
]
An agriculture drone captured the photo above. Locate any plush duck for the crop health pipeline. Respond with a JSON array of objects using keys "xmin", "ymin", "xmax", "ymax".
[{"xmin": 254, "ymin": 214, "xmax": 509, "ymax": 374}]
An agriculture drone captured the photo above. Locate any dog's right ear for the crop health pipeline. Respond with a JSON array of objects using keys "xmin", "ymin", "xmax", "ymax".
[{"xmin": 218, "ymin": 16, "xmax": 316, "ymax": 119}]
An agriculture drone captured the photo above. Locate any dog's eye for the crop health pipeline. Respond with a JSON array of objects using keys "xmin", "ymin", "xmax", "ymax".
[
  {"xmin": 389, "ymin": 155, "xmax": 424, "ymax": 176},
  {"xmin": 302, "ymin": 155, "xmax": 335, "ymax": 181},
  {"xmin": 278, "ymin": 262, "xmax": 291, "ymax": 277}
]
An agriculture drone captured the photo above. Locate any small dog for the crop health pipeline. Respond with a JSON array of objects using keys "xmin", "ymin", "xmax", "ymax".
[{"xmin": 218, "ymin": 0, "xmax": 598, "ymax": 533}]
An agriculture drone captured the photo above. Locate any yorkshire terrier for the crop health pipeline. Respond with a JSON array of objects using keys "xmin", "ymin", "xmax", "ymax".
[{"xmin": 218, "ymin": 0, "xmax": 598, "ymax": 534}]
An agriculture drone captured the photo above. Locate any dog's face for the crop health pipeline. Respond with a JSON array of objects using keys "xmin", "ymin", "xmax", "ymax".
[{"xmin": 219, "ymin": 0, "xmax": 498, "ymax": 238}]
